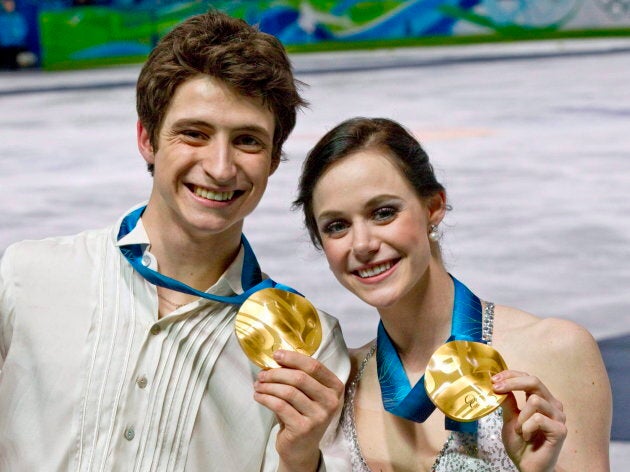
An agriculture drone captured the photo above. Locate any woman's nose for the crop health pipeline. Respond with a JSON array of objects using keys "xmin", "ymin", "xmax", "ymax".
[{"xmin": 352, "ymin": 224, "xmax": 379, "ymax": 259}]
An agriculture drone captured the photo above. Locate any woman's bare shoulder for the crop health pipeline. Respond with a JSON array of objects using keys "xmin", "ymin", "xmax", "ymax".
[
  {"xmin": 493, "ymin": 304, "xmax": 597, "ymax": 355},
  {"xmin": 492, "ymin": 304, "xmax": 608, "ymax": 394},
  {"xmin": 491, "ymin": 305, "xmax": 612, "ymax": 469}
]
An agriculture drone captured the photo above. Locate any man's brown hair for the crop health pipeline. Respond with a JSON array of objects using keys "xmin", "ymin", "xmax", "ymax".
[{"xmin": 136, "ymin": 9, "xmax": 307, "ymax": 173}]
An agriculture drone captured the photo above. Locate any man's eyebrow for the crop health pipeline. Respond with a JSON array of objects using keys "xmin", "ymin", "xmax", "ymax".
[
  {"xmin": 171, "ymin": 119, "xmax": 271, "ymax": 136},
  {"xmin": 237, "ymin": 125, "xmax": 273, "ymax": 136},
  {"xmin": 171, "ymin": 119, "xmax": 210, "ymax": 128}
]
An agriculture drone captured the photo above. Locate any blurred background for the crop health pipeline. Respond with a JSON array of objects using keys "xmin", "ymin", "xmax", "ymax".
[
  {"xmin": 1, "ymin": 0, "xmax": 629, "ymax": 469},
  {"xmin": 3, "ymin": 0, "xmax": 630, "ymax": 71}
]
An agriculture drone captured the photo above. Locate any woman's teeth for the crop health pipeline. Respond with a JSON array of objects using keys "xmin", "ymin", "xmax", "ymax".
[{"xmin": 357, "ymin": 261, "xmax": 393, "ymax": 278}]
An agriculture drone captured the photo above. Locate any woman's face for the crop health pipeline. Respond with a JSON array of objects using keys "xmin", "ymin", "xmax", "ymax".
[{"xmin": 312, "ymin": 149, "xmax": 439, "ymax": 310}]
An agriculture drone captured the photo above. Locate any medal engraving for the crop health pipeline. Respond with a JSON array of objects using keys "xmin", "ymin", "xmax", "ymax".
[
  {"xmin": 425, "ymin": 340, "xmax": 508, "ymax": 422},
  {"xmin": 235, "ymin": 288, "xmax": 322, "ymax": 369}
]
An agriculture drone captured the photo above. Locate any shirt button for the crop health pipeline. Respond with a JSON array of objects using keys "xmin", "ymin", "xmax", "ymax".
[
  {"xmin": 142, "ymin": 255, "xmax": 151, "ymax": 266},
  {"xmin": 124, "ymin": 427, "xmax": 135, "ymax": 441},
  {"xmin": 150, "ymin": 324, "xmax": 161, "ymax": 335},
  {"xmin": 136, "ymin": 376, "xmax": 148, "ymax": 389}
]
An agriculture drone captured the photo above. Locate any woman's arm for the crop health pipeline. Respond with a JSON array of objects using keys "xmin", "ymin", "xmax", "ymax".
[{"xmin": 497, "ymin": 314, "xmax": 612, "ymax": 471}]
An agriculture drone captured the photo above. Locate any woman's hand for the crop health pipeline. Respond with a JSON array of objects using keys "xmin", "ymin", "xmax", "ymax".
[
  {"xmin": 493, "ymin": 370, "xmax": 568, "ymax": 472},
  {"xmin": 254, "ymin": 349, "xmax": 345, "ymax": 472}
]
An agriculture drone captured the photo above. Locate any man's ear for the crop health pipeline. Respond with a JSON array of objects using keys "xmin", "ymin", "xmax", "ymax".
[
  {"xmin": 427, "ymin": 190, "xmax": 447, "ymax": 225},
  {"xmin": 137, "ymin": 120, "xmax": 155, "ymax": 165},
  {"xmin": 269, "ymin": 155, "xmax": 281, "ymax": 176}
]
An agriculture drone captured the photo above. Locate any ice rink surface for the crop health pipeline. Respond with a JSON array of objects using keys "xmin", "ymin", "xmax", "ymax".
[{"xmin": 1, "ymin": 38, "xmax": 629, "ymax": 468}]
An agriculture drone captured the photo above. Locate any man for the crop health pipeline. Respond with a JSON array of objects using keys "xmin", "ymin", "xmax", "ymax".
[{"xmin": 0, "ymin": 10, "xmax": 349, "ymax": 471}]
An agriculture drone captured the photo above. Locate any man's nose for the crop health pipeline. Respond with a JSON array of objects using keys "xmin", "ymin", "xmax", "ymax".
[{"xmin": 201, "ymin": 138, "xmax": 237, "ymax": 183}]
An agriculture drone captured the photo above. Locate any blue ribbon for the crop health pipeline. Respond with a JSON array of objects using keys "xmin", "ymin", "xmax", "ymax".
[
  {"xmin": 117, "ymin": 205, "xmax": 299, "ymax": 305},
  {"xmin": 376, "ymin": 276, "xmax": 483, "ymax": 433}
]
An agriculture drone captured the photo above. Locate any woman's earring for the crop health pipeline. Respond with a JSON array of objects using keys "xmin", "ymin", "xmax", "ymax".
[{"xmin": 428, "ymin": 224, "xmax": 440, "ymax": 242}]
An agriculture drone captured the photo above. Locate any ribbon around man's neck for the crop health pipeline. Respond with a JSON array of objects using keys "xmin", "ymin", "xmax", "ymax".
[{"xmin": 117, "ymin": 205, "xmax": 298, "ymax": 305}]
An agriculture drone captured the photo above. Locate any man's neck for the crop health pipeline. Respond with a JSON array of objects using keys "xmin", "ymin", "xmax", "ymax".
[{"xmin": 141, "ymin": 206, "xmax": 243, "ymax": 292}]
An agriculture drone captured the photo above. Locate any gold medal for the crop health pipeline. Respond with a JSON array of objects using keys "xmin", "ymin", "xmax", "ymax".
[
  {"xmin": 424, "ymin": 340, "xmax": 508, "ymax": 422},
  {"xmin": 235, "ymin": 288, "xmax": 322, "ymax": 369}
]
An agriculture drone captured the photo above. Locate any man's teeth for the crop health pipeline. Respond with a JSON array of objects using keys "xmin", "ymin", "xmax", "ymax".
[
  {"xmin": 194, "ymin": 186, "xmax": 235, "ymax": 201},
  {"xmin": 357, "ymin": 262, "xmax": 393, "ymax": 278}
]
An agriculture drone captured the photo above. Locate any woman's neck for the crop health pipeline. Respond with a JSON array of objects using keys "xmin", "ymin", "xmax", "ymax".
[{"xmin": 378, "ymin": 266, "xmax": 454, "ymax": 377}]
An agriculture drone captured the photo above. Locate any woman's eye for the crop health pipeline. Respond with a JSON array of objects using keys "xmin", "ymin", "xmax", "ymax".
[
  {"xmin": 322, "ymin": 220, "xmax": 348, "ymax": 236},
  {"xmin": 373, "ymin": 207, "xmax": 397, "ymax": 222}
]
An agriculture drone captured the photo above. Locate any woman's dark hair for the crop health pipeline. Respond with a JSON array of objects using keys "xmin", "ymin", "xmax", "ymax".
[{"xmin": 293, "ymin": 117, "xmax": 446, "ymax": 249}]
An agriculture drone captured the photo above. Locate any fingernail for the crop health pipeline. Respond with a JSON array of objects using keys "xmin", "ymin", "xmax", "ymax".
[
  {"xmin": 273, "ymin": 350, "xmax": 283, "ymax": 361},
  {"xmin": 257, "ymin": 371, "xmax": 266, "ymax": 381},
  {"xmin": 493, "ymin": 382, "xmax": 504, "ymax": 391},
  {"xmin": 491, "ymin": 374, "xmax": 501, "ymax": 381}
]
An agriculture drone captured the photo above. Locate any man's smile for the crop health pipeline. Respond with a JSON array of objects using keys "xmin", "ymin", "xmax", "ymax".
[{"xmin": 189, "ymin": 184, "xmax": 241, "ymax": 202}]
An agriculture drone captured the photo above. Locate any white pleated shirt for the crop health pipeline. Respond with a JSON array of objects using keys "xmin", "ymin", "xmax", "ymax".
[{"xmin": 0, "ymin": 208, "xmax": 351, "ymax": 471}]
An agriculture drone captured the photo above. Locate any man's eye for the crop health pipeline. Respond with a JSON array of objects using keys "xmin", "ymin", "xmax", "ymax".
[
  {"xmin": 322, "ymin": 220, "xmax": 348, "ymax": 236},
  {"xmin": 235, "ymin": 135, "xmax": 265, "ymax": 152},
  {"xmin": 373, "ymin": 207, "xmax": 397, "ymax": 222},
  {"xmin": 181, "ymin": 130, "xmax": 206, "ymax": 140}
]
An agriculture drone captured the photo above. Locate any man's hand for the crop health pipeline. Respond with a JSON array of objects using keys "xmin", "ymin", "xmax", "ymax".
[{"xmin": 254, "ymin": 349, "xmax": 345, "ymax": 471}]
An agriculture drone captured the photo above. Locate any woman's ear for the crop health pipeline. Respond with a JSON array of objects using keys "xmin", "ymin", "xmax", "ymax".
[
  {"xmin": 137, "ymin": 120, "xmax": 155, "ymax": 166},
  {"xmin": 427, "ymin": 190, "xmax": 447, "ymax": 225}
]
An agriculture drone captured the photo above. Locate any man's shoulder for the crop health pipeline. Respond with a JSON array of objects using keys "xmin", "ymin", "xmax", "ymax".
[
  {"xmin": 9, "ymin": 226, "xmax": 111, "ymax": 250},
  {"xmin": 3, "ymin": 225, "xmax": 114, "ymax": 270}
]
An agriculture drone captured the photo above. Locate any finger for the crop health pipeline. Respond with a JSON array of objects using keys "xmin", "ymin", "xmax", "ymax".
[
  {"xmin": 254, "ymin": 380, "xmax": 334, "ymax": 433},
  {"xmin": 520, "ymin": 411, "xmax": 568, "ymax": 444},
  {"xmin": 258, "ymin": 366, "xmax": 341, "ymax": 409},
  {"xmin": 500, "ymin": 391, "xmax": 520, "ymax": 426},
  {"xmin": 254, "ymin": 380, "xmax": 320, "ymax": 418},
  {"xmin": 272, "ymin": 350, "xmax": 344, "ymax": 391},
  {"xmin": 254, "ymin": 390, "xmax": 305, "ymax": 428},
  {"xmin": 517, "ymin": 393, "xmax": 566, "ymax": 428},
  {"xmin": 493, "ymin": 370, "xmax": 560, "ymax": 408}
]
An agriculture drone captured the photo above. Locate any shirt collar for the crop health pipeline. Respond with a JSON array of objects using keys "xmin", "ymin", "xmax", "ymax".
[
  {"xmin": 115, "ymin": 216, "xmax": 150, "ymax": 248},
  {"xmin": 115, "ymin": 213, "xmax": 245, "ymax": 296}
]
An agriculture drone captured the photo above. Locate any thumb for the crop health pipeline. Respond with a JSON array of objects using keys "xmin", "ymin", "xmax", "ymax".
[{"xmin": 500, "ymin": 391, "xmax": 519, "ymax": 425}]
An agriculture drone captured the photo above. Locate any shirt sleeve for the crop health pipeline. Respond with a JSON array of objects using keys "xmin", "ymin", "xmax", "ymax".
[
  {"xmin": 315, "ymin": 312, "xmax": 352, "ymax": 471},
  {"xmin": 0, "ymin": 244, "xmax": 18, "ymax": 370}
]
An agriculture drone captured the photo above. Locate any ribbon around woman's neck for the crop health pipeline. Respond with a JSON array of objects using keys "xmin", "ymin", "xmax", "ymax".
[
  {"xmin": 117, "ymin": 205, "xmax": 298, "ymax": 305},
  {"xmin": 376, "ymin": 276, "xmax": 483, "ymax": 433}
]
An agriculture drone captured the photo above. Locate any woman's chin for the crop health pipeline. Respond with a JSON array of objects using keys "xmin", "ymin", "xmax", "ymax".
[{"xmin": 354, "ymin": 289, "xmax": 400, "ymax": 310}]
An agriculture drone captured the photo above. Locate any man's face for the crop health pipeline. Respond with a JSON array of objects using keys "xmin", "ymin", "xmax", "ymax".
[{"xmin": 138, "ymin": 75, "xmax": 276, "ymax": 241}]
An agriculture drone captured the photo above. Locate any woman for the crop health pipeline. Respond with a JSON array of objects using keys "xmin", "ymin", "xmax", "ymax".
[{"xmin": 294, "ymin": 117, "xmax": 611, "ymax": 471}]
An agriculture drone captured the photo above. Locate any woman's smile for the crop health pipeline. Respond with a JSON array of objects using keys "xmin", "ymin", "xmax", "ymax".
[{"xmin": 352, "ymin": 258, "xmax": 400, "ymax": 281}]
